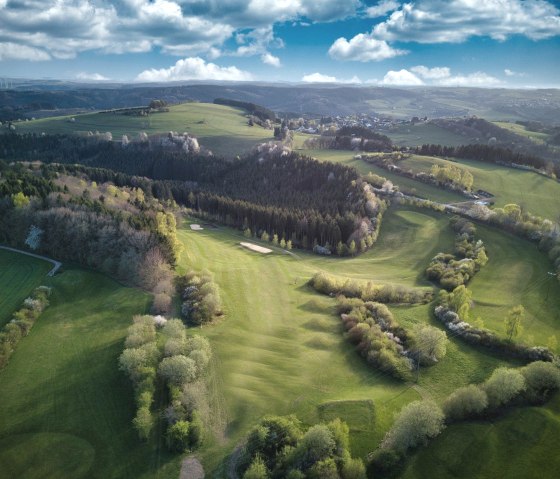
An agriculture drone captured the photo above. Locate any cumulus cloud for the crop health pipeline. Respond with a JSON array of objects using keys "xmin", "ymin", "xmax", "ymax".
[
  {"xmin": 410, "ymin": 65, "xmax": 451, "ymax": 80},
  {"xmin": 379, "ymin": 66, "xmax": 502, "ymax": 87},
  {"xmin": 0, "ymin": 42, "xmax": 50, "ymax": 61},
  {"xmin": 504, "ymin": 68, "xmax": 525, "ymax": 77},
  {"xmin": 381, "ymin": 69, "xmax": 424, "ymax": 86},
  {"xmin": 261, "ymin": 53, "xmax": 281, "ymax": 67},
  {"xmin": 330, "ymin": 0, "xmax": 560, "ymax": 63},
  {"xmin": 76, "ymin": 72, "xmax": 110, "ymax": 81},
  {"xmin": 0, "ymin": 0, "xmax": 363, "ymax": 62},
  {"xmin": 301, "ymin": 72, "xmax": 362, "ymax": 83},
  {"xmin": 373, "ymin": 0, "xmax": 560, "ymax": 43},
  {"xmin": 365, "ymin": 0, "xmax": 400, "ymax": 18},
  {"xmin": 328, "ymin": 34, "xmax": 407, "ymax": 61},
  {"xmin": 135, "ymin": 57, "xmax": 253, "ymax": 82}
]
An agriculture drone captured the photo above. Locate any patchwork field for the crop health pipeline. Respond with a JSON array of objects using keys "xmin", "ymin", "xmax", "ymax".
[
  {"xmin": 0, "ymin": 249, "xmax": 52, "ymax": 327},
  {"xmin": 175, "ymin": 206, "xmax": 557, "ymax": 474},
  {"xmin": 0, "ymin": 260, "xmax": 182, "ymax": 479},
  {"xmin": 11, "ymin": 102, "xmax": 274, "ymax": 157}
]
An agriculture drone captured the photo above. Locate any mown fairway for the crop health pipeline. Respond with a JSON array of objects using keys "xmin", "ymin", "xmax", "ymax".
[
  {"xmin": 0, "ymin": 265, "xmax": 182, "ymax": 479},
  {"xmin": 175, "ymin": 207, "xmax": 553, "ymax": 474},
  {"xmin": 400, "ymin": 154, "xmax": 560, "ymax": 219},
  {"xmin": 0, "ymin": 249, "xmax": 52, "ymax": 327},
  {"xmin": 12, "ymin": 102, "xmax": 274, "ymax": 157}
]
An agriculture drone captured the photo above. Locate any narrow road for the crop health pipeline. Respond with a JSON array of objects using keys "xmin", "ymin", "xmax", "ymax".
[{"xmin": 0, "ymin": 245, "xmax": 62, "ymax": 276}]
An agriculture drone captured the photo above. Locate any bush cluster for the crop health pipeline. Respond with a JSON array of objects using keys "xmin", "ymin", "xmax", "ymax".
[
  {"xmin": 426, "ymin": 217, "xmax": 488, "ymax": 290},
  {"xmin": 338, "ymin": 297, "xmax": 413, "ymax": 380},
  {"xmin": 309, "ymin": 272, "xmax": 432, "ymax": 305},
  {"xmin": 119, "ymin": 315, "xmax": 211, "ymax": 451},
  {"xmin": 239, "ymin": 415, "xmax": 366, "ymax": 479},
  {"xmin": 178, "ymin": 270, "xmax": 223, "ymax": 325},
  {"xmin": 0, "ymin": 285, "xmax": 51, "ymax": 369}
]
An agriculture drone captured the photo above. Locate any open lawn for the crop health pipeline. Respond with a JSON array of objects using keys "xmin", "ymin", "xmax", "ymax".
[
  {"xmin": 12, "ymin": 102, "xmax": 274, "ymax": 157},
  {"xmin": 400, "ymin": 154, "xmax": 560, "ymax": 219},
  {"xmin": 299, "ymin": 148, "xmax": 465, "ymax": 204},
  {"xmin": 403, "ymin": 394, "xmax": 560, "ymax": 479},
  {"xmin": 0, "ymin": 249, "xmax": 52, "ymax": 327},
  {"xmin": 176, "ymin": 207, "xmax": 538, "ymax": 474},
  {"xmin": 0, "ymin": 265, "xmax": 182, "ymax": 479}
]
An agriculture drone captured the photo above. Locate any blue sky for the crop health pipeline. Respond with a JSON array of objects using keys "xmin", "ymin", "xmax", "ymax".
[{"xmin": 0, "ymin": 0, "xmax": 559, "ymax": 87}]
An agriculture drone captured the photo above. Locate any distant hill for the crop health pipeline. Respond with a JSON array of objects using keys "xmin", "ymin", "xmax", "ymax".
[{"xmin": 1, "ymin": 82, "xmax": 560, "ymax": 123}]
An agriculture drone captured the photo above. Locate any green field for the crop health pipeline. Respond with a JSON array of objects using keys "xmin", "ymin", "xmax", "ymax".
[
  {"xmin": 175, "ymin": 207, "xmax": 553, "ymax": 474},
  {"xmin": 12, "ymin": 102, "xmax": 274, "ymax": 157},
  {"xmin": 399, "ymin": 154, "xmax": 560, "ymax": 219},
  {"xmin": 493, "ymin": 121, "xmax": 551, "ymax": 144},
  {"xmin": 382, "ymin": 122, "xmax": 472, "ymax": 147},
  {"xmin": 298, "ymin": 148, "xmax": 465, "ymax": 203},
  {"xmin": 0, "ymin": 249, "xmax": 52, "ymax": 327},
  {"xmin": 0, "ymin": 257, "xmax": 182, "ymax": 479}
]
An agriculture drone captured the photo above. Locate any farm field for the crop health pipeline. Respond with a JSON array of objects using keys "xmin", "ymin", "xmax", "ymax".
[
  {"xmin": 175, "ymin": 207, "xmax": 552, "ymax": 474},
  {"xmin": 493, "ymin": 121, "xmax": 551, "ymax": 144},
  {"xmin": 299, "ymin": 148, "xmax": 465, "ymax": 203},
  {"xmin": 400, "ymin": 154, "xmax": 560, "ymax": 219},
  {"xmin": 11, "ymin": 102, "xmax": 274, "ymax": 157},
  {"xmin": 0, "ymin": 248, "xmax": 52, "ymax": 327},
  {"xmin": 381, "ymin": 122, "xmax": 472, "ymax": 147},
  {"xmin": 0, "ymin": 259, "xmax": 181, "ymax": 479}
]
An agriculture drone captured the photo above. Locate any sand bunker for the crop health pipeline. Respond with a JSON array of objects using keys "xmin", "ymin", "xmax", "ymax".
[
  {"xmin": 240, "ymin": 242, "xmax": 272, "ymax": 254},
  {"xmin": 190, "ymin": 224, "xmax": 204, "ymax": 231}
]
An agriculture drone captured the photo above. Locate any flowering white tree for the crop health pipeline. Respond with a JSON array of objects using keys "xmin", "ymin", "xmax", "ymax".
[{"xmin": 25, "ymin": 225, "xmax": 43, "ymax": 250}]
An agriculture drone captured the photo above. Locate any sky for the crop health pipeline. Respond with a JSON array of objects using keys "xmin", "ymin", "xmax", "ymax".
[{"xmin": 0, "ymin": 0, "xmax": 559, "ymax": 87}]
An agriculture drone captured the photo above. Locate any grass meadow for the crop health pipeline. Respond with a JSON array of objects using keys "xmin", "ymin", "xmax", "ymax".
[
  {"xmin": 12, "ymin": 102, "xmax": 274, "ymax": 157},
  {"xmin": 0, "ymin": 249, "xmax": 52, "ymax": 327},
  {"xmin": 0, "ymin": 256, "xmax": 182, "ymax": 479}
]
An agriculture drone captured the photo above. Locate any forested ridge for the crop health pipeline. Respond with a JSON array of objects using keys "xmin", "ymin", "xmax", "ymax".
[{"xmin": 0, "ymin": 134, "xmax": 378, "ymax": 251}]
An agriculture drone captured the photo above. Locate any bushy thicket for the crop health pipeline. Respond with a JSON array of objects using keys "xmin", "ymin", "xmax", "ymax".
[
  {"xmin": 119, "ymin": 316, "xmax": 212, "ymax": 450},
  {"xmin": 178, "ymin": 270, "xmax": 223, "ymax": 325},
  {"xmin": 239, "ymin": 415, "xmax": 366, "ymax": 479},
  {"xmin": 337, "ymin": 297, "xmax": 414, "ymax": 380},
  {"xmin": 309, "ymin": 272, "xmax": 433, "ymax": 304},
  {"xmin": 213, "ymin": 98, "xmax": 276, "ymax": 121},
  {"xmin": 426, "ymin": 217, "xmax": 488, "ymax": 290},
  {"xmin": 0, "ymin": 286, "xmax": 51, "ymax": 369},
  {"xmin": 435, "ymin": 286, "xmax": 554, "ymax": 362},
  {"xmin": 0, "ymin": 163, "xmax": 179, "ymax": 295}
]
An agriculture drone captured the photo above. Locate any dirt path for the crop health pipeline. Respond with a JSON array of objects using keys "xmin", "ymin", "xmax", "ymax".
[
  {"xmin": 179, "ymin": 457, "xmax": 205, "ymax": 479},
  {"xmin": 0, "ymin": 245, "xmax": 62, "ymax": 276}
]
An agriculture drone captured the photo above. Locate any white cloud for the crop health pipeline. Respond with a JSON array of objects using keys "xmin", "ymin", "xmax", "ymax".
[
  {"xmin": 76, "ymin": 72, "xmax": 110, "ymax": 81},
  {"xmin": 135, "ymin": 57, "xmax": 253, "ymax": 82},
  {"xmin": 328, "ymin": 34, "xmax": 407, "ymax": 61},
  {"xmin": 504, "ymin": 68, "xmax": 525, "ymax": 77},
  {"xmin": 372, "ymin": 0, "xmax": 560, "ymax": 43},
  {"xmin": 437, "ymin": 72, "xmax": 502, "ymax": 87},
  {"xmin": 0, "ymin": 42, "xmax": 50, "ymax": 61},
  {"xmin": 381, "ymin": 69, "xmax": 424, "ymax": 86},
  {"xmin": 366, "ymin": 0, "xmax": 399, "ymax": 18},
  {"xmin": 411, "ymin": 65, "xmax": 451, "ymax": 80},
  {"xmin": 378, "ymin": 67, "xmax": 502, "ymax": 87},
  {"xmin": 301, "ymin": 72, "xmax": 362, "ymax": 83},
  {"xmin": 261, "ymin": 53, "xmax": 281, "ymax": 67}
]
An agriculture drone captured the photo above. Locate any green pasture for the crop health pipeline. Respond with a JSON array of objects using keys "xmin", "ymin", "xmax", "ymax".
[
  {"xmin": 11, "ymin": 102, "xmax": 274, "ymax": 157},
  {"xmin": 493, "ymin": 121, "xmax": 551, "ymax": 144},
  {"xmin": 299, "ymin": 148, "xmax": 465, "ymax": 203},
  {"xmin": 0, "ymin": 249, "xmax": 52, "ymax": 327},
  {"xmin": 382, "ymin": 122, "xmax": 472, "ymax": 147},
  {"xmin": 0, "ymin": 261, "xmax": 181, "ymax": 479},
  {"xmin": 400, "ymin": 154, "xmax": 560, "ymax": 219}
]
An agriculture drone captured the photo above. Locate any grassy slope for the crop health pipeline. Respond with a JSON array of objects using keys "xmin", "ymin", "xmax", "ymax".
[
  {"xmin": 403, "ymin": 395, "xmax": 560, "ymax": 479},
  {"xmin": 400, "ymin": 154, "xmax": 560, "ymax": 219},
  {"xmin": 176, "ymin": 208, "xmax": 533, "ymax": 473},
  {"xmin": 0, "ymin": 261, "xmax": 181, "ymax": 479},
  {"xmin": 299, "ymin": 148, "xmax": 464, "ymax": 203},
  {"xmin": 383, "ymin": 123, "xmax": 472, "ymax": 147},
  {"xmin": 13, "ymin": 103, "xmax": 274, "ymax": 157},
  {"xmin": 0, "ymin": 249, "xmax": 52, "ymax": 327},
  {"xmin": 493, "ymin": 121, "xmax": 551, "ymax": 144}
]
